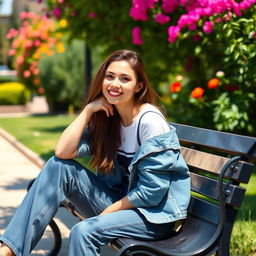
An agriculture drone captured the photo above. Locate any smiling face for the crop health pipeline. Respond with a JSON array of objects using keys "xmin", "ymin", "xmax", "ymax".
[{"xmin": 102, "ymin": 60, "xmax": 142, "ymax": 108}]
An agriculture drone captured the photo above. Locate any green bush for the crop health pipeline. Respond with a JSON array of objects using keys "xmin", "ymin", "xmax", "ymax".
[
  {"xmin": 39, "ymin": 40, "xmax": 85, "ymax": 112},
  {"xmin": 0, "ymin": 82, "xmax": 30, "ymax": 105},
  {"xmin": 0, "ymin": 76, "xmax": 18, "ymax": 83}
]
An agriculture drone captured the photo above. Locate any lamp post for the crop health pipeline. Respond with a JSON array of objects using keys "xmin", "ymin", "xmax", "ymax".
[{"xmin": 85, "ymin": 43, "xmax": 92, "ymax": 98}]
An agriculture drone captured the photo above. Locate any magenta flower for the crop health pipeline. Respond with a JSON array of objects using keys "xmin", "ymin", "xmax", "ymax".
[
  {"xmin": 37, "ymin": 0, "xmax": 43, "ymax": 3},
  {"xmin": 129, "ymin": 6, "xmax": 148, "ymax": 21},
  {"xmin": 155, "ymin": 13, "xmax": 170, "ymax": 25},
  {"xmin": 203, "ymin": 21, "xmax": 213, "ymax": 34},
  {"xmin": 168, "ymin": 26, "xmax": 180, "ymax": 43},
  {"xmin": 162, "ymin": 0, "xmax": 179, "ymax": 13},
  {"xmin": 88, "ymin": 12, "xmax": 96, "ymax": 18},
  {"xmin": 132, "ymin": 27, "xmax": 143, "ymax": 45},
  {"xmin": 192, "ymin": 34, "xmax": 201, "ymax": 42},
  {"xmin": 53, "ymin": 7, "xmax": 61, "ymax": 19}
]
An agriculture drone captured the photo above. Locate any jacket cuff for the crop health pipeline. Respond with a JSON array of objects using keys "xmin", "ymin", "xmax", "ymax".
[{"xmin": 127, "ymin": 190, "xmax": 149, "ymax": 208}]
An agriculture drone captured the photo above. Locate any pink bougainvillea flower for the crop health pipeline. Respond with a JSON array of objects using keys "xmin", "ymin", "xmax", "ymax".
[
  {"xmin": 37, "ymin": 0, "xmax": 43, "ymax": 3},
  {"xmin": 58, "ymin": 0, "xmax": 64, "ymax": 3},
  {"xmin": 162, "ymin": 0, "xmax": 179, "ymax": 13},
  {"xmin": 155, "ymin": 13, "xmax": 170, "ymax": 24},
  {"xmin": 88, "ymin": 12, "xmax": 96, "ymax": 18},
  {"xmin": 132, "ymin": 27, "xmax": 143, "ymax": 45},
  {"xmin": 23, "ymin": 70, "xmax": 31, "ymax": 78},
  {"xmin": 170, "ymin": 81, "xmax": 182, "ymax": 93},
  {"xmin": 53, "ymin": 7, "xmax": 61, "ymax": 19},
  {"xmin": 191, "ymin": 87, "xmax": 205, "ymax": 98},
  {"xmin": 71, "ymin": 11, "xmax": 77, "ymax": 17},
  {"xmin": 208, "ymin": 78, "xmax": 220, "ymax": 89},
  {"xmin": 33, "ymin": 69, "xmax": 40, "ymax": 75},
  {"xmin": 203, "ymin": 21, "xmax": 213, "ymax": 33},
  {"xmin": 8, "ymin": 49, "xmax": 16, "ymax": 56},
  {"xmin": 168, "ymin": 26, "xmax": 180, "ymax": 43},
  {"xmin": 192, "ymin": 34, "xmax": 201, "ymax": 42},
  {"xmin": 129, "ymin": 0, "xmax": 148, "ymax": 21},
  {"xmin": 6, "ymin": 28, "xmax": 18, "ymax": 39}
]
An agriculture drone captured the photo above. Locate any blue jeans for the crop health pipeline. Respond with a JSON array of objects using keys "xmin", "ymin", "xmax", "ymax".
[{"xmin": 0, "ymin": 156, "xmax": 174, "ymax": 256}]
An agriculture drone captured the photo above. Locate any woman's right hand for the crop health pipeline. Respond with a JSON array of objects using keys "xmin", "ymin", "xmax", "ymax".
[{"xmin": 86, "ymin": 96, "xmax": 114, "ymax": 117}]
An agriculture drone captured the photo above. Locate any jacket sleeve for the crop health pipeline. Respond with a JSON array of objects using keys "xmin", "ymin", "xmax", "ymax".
[
  {"xmin": 76, "ymin": 129, "xmax": 92, "ymax": 158},
  {"xmin": 127, "ymin": 149, "xmax": 177, "ymax": 208}
]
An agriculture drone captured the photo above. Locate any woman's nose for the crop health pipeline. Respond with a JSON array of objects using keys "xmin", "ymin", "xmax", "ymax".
[{"xmin": 111, "ymin": 77, "xmax": 120, "ymax": 87}]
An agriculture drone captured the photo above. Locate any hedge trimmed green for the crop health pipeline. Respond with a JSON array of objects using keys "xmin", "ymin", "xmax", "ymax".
[{"xmin": 0, "ymin": 82, "xmax": 30, "ymax": 105}]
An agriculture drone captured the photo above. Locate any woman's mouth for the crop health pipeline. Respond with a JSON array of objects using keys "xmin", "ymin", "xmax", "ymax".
[{"xmin": 108, "ymin": 89, "xmax": 122, "ymax": 97}]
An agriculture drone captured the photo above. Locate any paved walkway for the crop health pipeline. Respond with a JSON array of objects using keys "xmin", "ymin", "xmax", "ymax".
[{"xmin": 0, "ymin": 129, "xmax": 116, "ymax": 255}]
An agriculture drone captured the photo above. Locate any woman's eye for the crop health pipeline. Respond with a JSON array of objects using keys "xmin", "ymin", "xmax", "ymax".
[
  {"xmin": 105, "ymin": 74, "xmax": 114, "ymax": 80},
  {"xmin": 120, "ymin": 76, "xmax": 130, "ymax": 82}
]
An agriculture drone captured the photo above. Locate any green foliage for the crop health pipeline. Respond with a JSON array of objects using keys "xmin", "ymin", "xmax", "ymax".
[
  {"xmin": 39, "ymin": 40, "xmax": 85, "ymax": 111},
  {"xmin": 0, "ymin": 75, "xmax": 18, "ymax": 83},
  {"xmin": 44, "ymin": 1, "xmax": 256, "ymax": 135},
  {"xmin": 0, "ymin": 82, "xmax": 30, "ymax": 105}
]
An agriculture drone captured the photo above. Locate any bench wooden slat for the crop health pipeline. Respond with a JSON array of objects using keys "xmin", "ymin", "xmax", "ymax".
[
  {"xmin": 181, "ymin": 147, "xmax": 254, "ymax": 183},
  {"xmin": 171, "ymin": 123, "xmax": 256, "ymax": 159},
  {"xmin": 191, "ymin": 173, "xmax": 246, "ymax": 207},
  {"xmin": 188, "ymin": 196, "xmax": 220, "ymax": 225}
]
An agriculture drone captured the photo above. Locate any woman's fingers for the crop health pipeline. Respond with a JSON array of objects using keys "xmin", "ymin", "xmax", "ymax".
[{"xmin": 90, "ymin": 97, "xmax": 114, "ymax": 117}]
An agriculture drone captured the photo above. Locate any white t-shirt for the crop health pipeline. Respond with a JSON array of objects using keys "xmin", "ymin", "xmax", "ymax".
[{"xmin": 117, "ymin": 103, "xmax": 170, "ymax": 171}]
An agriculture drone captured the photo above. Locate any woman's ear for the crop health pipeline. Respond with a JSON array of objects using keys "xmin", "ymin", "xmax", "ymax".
[{"xmin": 135, "ymin": 82, "xmax": 143, "ymax": 93}]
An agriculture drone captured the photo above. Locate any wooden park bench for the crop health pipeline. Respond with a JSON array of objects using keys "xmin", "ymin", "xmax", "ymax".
[{"xmin": 28, "ymin": 122, "xmax": 256, "ymax": 256}]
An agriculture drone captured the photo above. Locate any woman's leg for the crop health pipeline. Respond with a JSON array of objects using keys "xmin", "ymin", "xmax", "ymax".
[
  {"xmin": 68, "ymin": 209, "xmax": 174, "ymax": 256},
  {"xmin": 0, "ymin": 156, "xmax": 120, "ymax": 256}
]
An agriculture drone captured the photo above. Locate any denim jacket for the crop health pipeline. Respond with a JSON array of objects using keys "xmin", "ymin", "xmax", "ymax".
[{"xmin": 77, "ymin": 125, "xmax": 191, "ymax": 224}]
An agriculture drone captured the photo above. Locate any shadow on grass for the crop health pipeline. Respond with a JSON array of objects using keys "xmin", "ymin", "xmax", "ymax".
[
  {"xmin": 33, "ymin": 126, "xmax": 68, "ymax": 133},
  {"xmin": 237, "ymin": 194, "xmax": 256, "ymax": 221},
  {"xmin": 40, "ymin": 150, "xmax": 55, "ymax": 161}
]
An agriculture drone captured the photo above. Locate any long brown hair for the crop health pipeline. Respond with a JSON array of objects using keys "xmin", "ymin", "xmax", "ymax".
[{"xmin": 86, "ymin": 49, "xmax": 158, "ymax": 174}]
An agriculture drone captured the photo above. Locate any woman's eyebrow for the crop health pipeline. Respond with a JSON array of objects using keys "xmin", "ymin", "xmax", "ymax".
[{"xmin": 106, "ymin": 71, "xmax": 131, "ymax": 77}]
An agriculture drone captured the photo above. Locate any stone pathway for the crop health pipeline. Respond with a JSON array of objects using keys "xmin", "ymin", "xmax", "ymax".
[{"xmin": 0, "ymin": 129, "xmax": 116, "ymax": 255}]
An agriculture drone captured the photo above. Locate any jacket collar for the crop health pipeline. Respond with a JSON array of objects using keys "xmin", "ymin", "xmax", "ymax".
[{"xmin": 128, "ymin": 126, "xmax": 180, "ymax": 172}]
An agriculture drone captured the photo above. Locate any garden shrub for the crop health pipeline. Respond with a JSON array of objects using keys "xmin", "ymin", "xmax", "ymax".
[
  {"xmin": 39, "ymin": 40, "xmax": 85, "ymax": 112},
  {"xmin": 0, "ymin": 82, "xmax": 30, "ymax": 105}
]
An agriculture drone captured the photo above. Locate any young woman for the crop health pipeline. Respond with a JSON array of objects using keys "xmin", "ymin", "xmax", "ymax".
[{"xmin": 0, "ymin": 49, "xmax": 190, "ymax": 256}]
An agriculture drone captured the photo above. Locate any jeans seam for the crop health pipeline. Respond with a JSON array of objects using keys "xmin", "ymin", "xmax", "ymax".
[
  {"xmin": 0, "ymin": 237, "xmax": 21, "ymax": 256},
  {"xmin": 100, "ymin": 221, "xmax": 144, "ymax": 232},
  {"xmin": 33, "ymin": 187, "xmax": 62, "ymax": 223},
  {"xmin": 68, "ymin": 175, "xmax": 109, "ymax": 213}
]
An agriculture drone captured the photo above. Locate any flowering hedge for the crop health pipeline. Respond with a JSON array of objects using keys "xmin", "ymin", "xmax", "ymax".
[
  {"xmin": 7, "ymin": 11, "xmax": 65, "ymax": 91},
  {"xmin": 31, "ymin": 1, "xmax": 256, "ymax": 135}
]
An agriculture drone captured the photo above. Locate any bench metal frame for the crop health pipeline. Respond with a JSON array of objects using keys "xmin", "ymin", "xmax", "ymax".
[{"xmin": 27, "ymin": 123, "xmax": 256, "ymax": 256}]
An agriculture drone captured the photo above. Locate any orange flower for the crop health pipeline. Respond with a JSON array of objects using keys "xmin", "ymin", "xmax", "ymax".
[
  {"xmin": 208, "ymin": 78, "xmax": 220, "ymax": 89},
  {"xmin": 170, "ymin": 81, "xmax": 182, "ymax": 93},
  {"xmin": 191, "ymin": 87, "xmax": 204, "ymax": 98}
]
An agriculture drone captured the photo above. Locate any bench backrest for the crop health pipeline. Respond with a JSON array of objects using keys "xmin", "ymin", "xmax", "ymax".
[{"xmin": 171, "ymin": 122, "xmax": 256, "ymax": 251}]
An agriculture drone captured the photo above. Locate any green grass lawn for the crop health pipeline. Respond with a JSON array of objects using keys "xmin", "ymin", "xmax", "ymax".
[{"xmin": 0, "ymin": 115, "xmax": 256, "ymax": 255}]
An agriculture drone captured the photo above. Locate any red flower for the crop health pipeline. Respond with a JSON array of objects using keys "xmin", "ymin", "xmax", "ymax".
[
  {"xmin": 170, "ymin": 81, "xmax": 182, "ymax": 93},
  {"xmin": 208, "ymin": 78, "xmax": 220, "ymax": 89},
  {"xmin": 191, "ymin": 87, "xmax": 204, "ymax": 98},
  {"xmin": 226, "ymin": 84, "xmax": 240, "ymax": 92}
]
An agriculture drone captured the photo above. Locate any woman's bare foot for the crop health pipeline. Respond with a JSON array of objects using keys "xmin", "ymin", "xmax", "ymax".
[{"xmin": 0, "ymin": 243, "xmax": 15, "ymax": 256}]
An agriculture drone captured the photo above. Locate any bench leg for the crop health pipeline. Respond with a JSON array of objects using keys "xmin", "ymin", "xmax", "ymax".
[{"xmin": 216, "ymin": 207, "xmax": 238, "ymax": 256}]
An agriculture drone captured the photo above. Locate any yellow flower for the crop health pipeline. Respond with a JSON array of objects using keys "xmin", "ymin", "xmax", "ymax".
[
  {"xmin": 59, "ymin": 19, "xmax": 68, "ymax": 28},
  {"xmin": 47, "ymin": 50, "xmax": 55, "ymax": 56},
  {"xmin": 40, "ymin": 43, "xmax": 48, "ymax": 53},
  {"xmin": 33, "ymin": 51, "xmax": 40, "ymax": 60},
  {"xmin": 55, "ymin": 32, "xmax": 63, "ymax": 38},
  {"xmin": 56, "ymin": 42, "xmax": 65, "ymax": 53}
]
